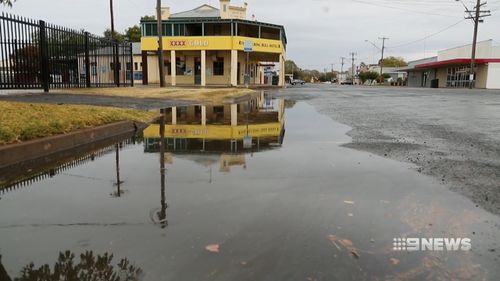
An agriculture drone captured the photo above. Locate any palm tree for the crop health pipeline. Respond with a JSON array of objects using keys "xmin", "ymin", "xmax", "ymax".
[{"xmin": 0, "ymin": 0, "xmax": 15, "ymax": 7}]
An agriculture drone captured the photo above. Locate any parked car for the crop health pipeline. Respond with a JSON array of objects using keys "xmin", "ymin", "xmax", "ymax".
[{"xmin": 290, "ymin": 79, "xmax": 305, "ymax": 85}]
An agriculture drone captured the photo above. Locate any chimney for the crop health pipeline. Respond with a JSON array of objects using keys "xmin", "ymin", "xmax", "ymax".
[
  {"xmin": 161, "ymin": 7, "xmax": 170, "ymax": 20},
  {"xmin": 220, "ymin": 0, "xmax": 230, "ymax": 19}
]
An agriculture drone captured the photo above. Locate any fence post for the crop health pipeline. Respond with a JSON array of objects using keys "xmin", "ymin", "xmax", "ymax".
[
  {"xmin": 84, "ymin": 32, "xmax": 91, "ymax": 88},
  {"xmin": 130, "ymin": 42, "xmax": 134, "ymax": 87},
  {"xmin": 113, "ymin": 42, "xmax": 120, "ymax": 87},
  {"xmin": 38, "ymin": 20, "xmax": 49, "ymax": 92},
  {"xmin": 142, "ymin": 51, "xmax": 148, "ymax": 85}
]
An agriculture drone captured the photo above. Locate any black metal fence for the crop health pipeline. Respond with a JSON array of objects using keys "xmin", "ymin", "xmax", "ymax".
[{"xmin": 0, "ymin": 12, "xmax": 133, "ymax": 91}]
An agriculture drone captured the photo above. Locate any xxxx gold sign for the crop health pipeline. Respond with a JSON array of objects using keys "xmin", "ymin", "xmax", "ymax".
[
  {"xmin": 144, "ymin": 123, "xmax": 283, "ymax": 140},
  {"xmin": 141, "ymin": 36, "xmax": 284, "ymax": 54}
]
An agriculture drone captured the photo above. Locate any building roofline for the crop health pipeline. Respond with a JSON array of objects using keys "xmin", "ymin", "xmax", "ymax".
[
  {"xmin": 415, "ymin": 58, "xmax": 500, "ymax": 69},
  {"xmin": 438, "ymin": 39, "xmax": 493, "ymax": 53}
]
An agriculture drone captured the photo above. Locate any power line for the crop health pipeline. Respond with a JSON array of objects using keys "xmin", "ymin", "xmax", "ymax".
[
  {"xmin": 386, "ymin": 19, "xmax": 467, "ymax": 49},
  {"xmin": 351, "ymin": 0, "xmax": 459, "ymax": 17}
]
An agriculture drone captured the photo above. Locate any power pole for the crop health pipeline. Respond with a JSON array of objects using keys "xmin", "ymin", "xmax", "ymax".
[
  {"xmin": 340, "ymin": 57, "xmax": 346, "ymax": 84},
  {"xmin": 110, "ymin": 0, "xmax": 120, "ymax": 87},
  {"xmin": 349, "ymin": 52, "xmax": 356, "ymax": 84},
  {"xmin": 462, "ymin": 0, "xmax": 491, "ymax": 89},
  {"xmin": 156, "ymin": 0, "xmax": 166, "ymax": 87},
  {"xmin": 378, "ymin": 37, "xmax": 389, "ymax": 80}
]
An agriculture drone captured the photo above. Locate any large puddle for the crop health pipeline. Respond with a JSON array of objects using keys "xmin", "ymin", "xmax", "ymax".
[{"xmin": 0, "ymin": 94, "xmax": 499, "ymax": 281}]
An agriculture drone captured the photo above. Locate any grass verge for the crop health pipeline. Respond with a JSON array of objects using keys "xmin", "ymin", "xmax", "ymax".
[
  {"xmin": 0, "ymin": 101, "xmax": 158, "ymax": 145},
  {"xmin": 52, "ymin": 87, "xmax": 256, "ymax": 104}
]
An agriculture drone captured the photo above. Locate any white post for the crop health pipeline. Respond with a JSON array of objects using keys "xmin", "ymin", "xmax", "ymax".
[
  {"xmin": 201, "ymin": 50, "xmax": 206, "ymax": 86},
  {"xmin": 231, "ymin": 50, "xmax": 238, "ymax": 86},
  {"xmin": 170, "ymin": 50, "xmax": 176, "ymax": 86},
  {"xmin": 201, "ymin": 105, "xmax": 207, "ymax": 125},
  {"xmin": 279, "ymin": 53, "xmax": 285, "ymax": 87},
  {"xmin": 171, "ymin": 107, "xmax": 177, "ymax": 125},
  {"xmin": 231, "ymin": 104, "xmax": 238, "ymax": 126}
]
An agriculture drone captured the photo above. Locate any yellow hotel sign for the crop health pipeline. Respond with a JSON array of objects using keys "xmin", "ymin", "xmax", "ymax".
[
  {"xmin": 141, "ymin": 36, "xmax": 284, "ymax": 54},
  {"xmin": 144, "ymin": 123, "xmax": 283, "ymax": 140}
]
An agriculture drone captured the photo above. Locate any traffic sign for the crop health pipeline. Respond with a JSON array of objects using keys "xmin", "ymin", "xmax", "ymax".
[{"xmin": 244, "ymin": 40, "xmax": 253, "ymax": 52}]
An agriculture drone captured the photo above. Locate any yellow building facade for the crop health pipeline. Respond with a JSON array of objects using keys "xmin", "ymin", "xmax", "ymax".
[{"xmin": 140, "ymin": 1, "xmax": 287, "ymax": 87}]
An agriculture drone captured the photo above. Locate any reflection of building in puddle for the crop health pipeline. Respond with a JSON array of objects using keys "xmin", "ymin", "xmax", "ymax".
[
  {"xmin": 220, "ymin": 153, "xmax": 246, "ymax": 173},
  {"xmin": 144, "ymin": 94, "xmax": 286, "ymax": 170}
]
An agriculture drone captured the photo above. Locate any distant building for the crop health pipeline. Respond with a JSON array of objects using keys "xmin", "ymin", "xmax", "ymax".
[
  {"xmin": 359, "ymin": 63, "xmax": 407, "ymax": 82},
  {"xmin": 403, "ymin": 40, "xmax": 500, "ymax": 89},
  {"xmin": 140, "ymin": 0, "xmax": 287, "ymax": 87}
]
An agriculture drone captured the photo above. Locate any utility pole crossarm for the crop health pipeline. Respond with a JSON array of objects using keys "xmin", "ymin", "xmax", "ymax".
[{"xmin": 462, "ymin": 0, "xmax": 491, "ymax": 88}]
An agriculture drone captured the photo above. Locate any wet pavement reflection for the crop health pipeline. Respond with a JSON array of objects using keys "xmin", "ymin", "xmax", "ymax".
[{"xmin": 0, "ymin": 94, "xmax": 499, "ymax": 281}]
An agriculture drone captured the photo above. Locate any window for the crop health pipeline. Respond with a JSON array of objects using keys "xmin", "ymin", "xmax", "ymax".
[
  {"xmin": 446, "ymin": 66, "xmax": 472, "ymax": 88},
  {"xmin": 144, "ymin": 23, "xmax": 157, "ymax": 36},
  {"xmin": 213, "ymin": 57, "xmax": 224, "ymax": 76},
  {"xmin": 176, "ymin": 57, "xmax": 186, "ymax": 76},
  {"xmin": 162, "ymin": 24, "xmax": 172, "ymax": 36},
  {"xmin": 126, "ymin": 62, "xmax": 132, "ymax": 71},
  {"xmin": 173, "ymin": 24, "xmax": 185, "ymax": 36},
  {"xmin": 134, "ymin": 62, "xmax": 139, "ymax": 71},
  {"xmin": 223, "ymin": 4, "xmax": 227, "ymax": 12}
]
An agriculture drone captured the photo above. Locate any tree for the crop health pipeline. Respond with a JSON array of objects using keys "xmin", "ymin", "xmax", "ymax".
[
  {"xmin": 358, "ymin": 71, "xmax": 379, "ymax": 83},
  {"xmin": 379, "ymin": 56, "xmax": 408, "ymax": 67},
  {"xmin": 13, "ymin": 251, "xmax": 142, "ymax": 281},
  {"xmin": 104, "ymin": 29, "xmax": 125, "ymax": 43},
  {"xmin": 0, "ymin": 0, "xmax": 15, "ymax": 6},
  {"xmin": 285, "ymin": 60, "xmax": 299, "ymax": 75},
  {"xmin": 141, "ymin": 15, "xmax": 156, "ymax": 21},
  {"xmin": 125, "ymin": 25, "xmax": 141, "ymax": 42}
]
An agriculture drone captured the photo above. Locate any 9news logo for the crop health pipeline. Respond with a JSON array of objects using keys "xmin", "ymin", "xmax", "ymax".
[{"xmin": 393, "ymin": 237, "xmax": 472, "ymax": 251}]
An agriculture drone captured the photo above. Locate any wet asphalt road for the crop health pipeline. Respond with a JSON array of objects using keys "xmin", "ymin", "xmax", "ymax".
[{"xmin": 271, "ymin": 85, "xmax": 500, "ymax": 215}]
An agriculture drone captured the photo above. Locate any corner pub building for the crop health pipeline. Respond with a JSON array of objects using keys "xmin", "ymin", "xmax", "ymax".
[{"xmin": 140, "ymin": 0, "xmax": 287, "ymax": 87}]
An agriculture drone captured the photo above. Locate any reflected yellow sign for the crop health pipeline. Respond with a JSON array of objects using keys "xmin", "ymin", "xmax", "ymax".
[{"xmin": 144, "ymin": 123, "xmax": 283, "ymax": 140}]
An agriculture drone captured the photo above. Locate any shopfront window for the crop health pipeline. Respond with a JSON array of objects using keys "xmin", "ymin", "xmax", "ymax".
[{"xmin": 446, "ymin": 66, "xmax": 473, "ymax": 88}]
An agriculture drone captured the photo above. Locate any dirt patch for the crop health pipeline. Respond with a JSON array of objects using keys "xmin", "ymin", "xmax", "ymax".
[{"xmin": 52, "ymin": 87, "xmax": 256, "ymax": 104}]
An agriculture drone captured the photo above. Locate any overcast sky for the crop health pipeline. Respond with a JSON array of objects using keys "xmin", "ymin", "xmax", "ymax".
[{"xmin": 2, "ymin": 0, "xmax": 500, "ymax": 71}]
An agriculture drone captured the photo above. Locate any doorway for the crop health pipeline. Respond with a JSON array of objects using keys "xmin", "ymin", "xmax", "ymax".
[
  {"xmin": 194, "ymin": 57, "xmax": 201, "ymax": 85},
  {"xmin": 237, "ymin": 63, "xmax": 241, "ymax": 85}
]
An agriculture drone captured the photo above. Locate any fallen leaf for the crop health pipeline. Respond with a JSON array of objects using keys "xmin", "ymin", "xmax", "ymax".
[
  {"xmin": 390, "ymin": 258, "xmax": 400, "ymax": 265},
  {"xmin": 205, "ymin": 244, "xmax": 220, "ymax": 253},
  {"xmin": 344, "ymin": 200, "xmax": 355, "ymax": 205},
  {"xmin": 328, "ymin": 235, "xmax": 341, "ymax": 250},
  {"xmin": 350, "ymin": 250, "xmax": 360, "ymax": 259},
  {"xmin": 339, "ymin": 239, "xmax": 353, "ymax": 247}
]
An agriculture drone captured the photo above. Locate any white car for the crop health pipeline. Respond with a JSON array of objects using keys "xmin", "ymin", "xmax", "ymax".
[{"xmin": 290, "ymin": 79, "xmax": 305, "ymax": 85}]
